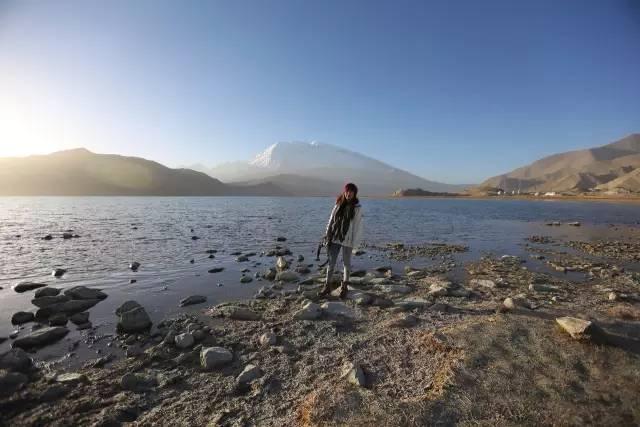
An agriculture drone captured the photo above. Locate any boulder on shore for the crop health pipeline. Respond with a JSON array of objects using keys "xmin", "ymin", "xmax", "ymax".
[
  {"xmin": 11, "ymin": 312, "xmax": 34, "ymax": 325},
  {"xmin": 11, "ymin": 327, "xmax": 69, "ymax": 349},
  {"xmin": 34, "ymin": 287, "xmax": 61, "ymax": 298},
  {"xmin": 63, "ymin": 286, "xmax": 107, "ymax": 300},
  {"xmin": 116, "ymin": 301, "xmax": 152, "ymax": 333},
  {"xmin": 32, "ymin": 295, "xmax": 71, "ymax": 308},
  {"xmin": 13, "ymin": 282, "xmax": 47, "ymax": 293}
]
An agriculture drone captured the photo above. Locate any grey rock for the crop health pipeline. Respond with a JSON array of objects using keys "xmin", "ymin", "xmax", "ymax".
[
  {"xmin": 70, "ymin": 312, "xmax": 90, "ymax": 325},
  {"xmin": 200, "ymin": 346, "xmax": 233, "ymax": 370},
  {"xmin": 293, "ymin": 302, "xmax": 322, "ymax": 320},
  {"xmin": 236, "ymin": 255, "xmax": 249, "ymax": 262},
  {"xmin": 129, "ymin": 262, "xmax": 141, "ymax": 271},
  {"xmin": 162, "ymin": 330, "xmax": 177, "ymax": 346},
  {"xmin": 116, "ymin": 302, "xmax": 152, "ymax": 333},
  {"xmin": 262, "ymin": 268, "xmax": 277, "ymax": 280},
  {"xmin": 51, "ymin": 268, "xmax": 67, "ymax": 278},
  {"xmin": 503, "ymin": 297, "xmax": 532, "ymax": 310},
  {"xmin": 240, "ymin": 276, "xmax": 253, "ymax": 283},
  {"xmin": 48, "ymin": 313, "xmax": 68, "ymax": 326},
  {"xmin": 236, "ymin": 364, "xmax": 262, "ymax": 384},
  {"xmin": 179, "ymin": 295, "xmax": 207, "ymax": 307},
  {"xmin": 276, "ymin": 271, "xmax": 299, "ymax": 282},
  {"xmin": 32, "ymin": 295, "xmax": 71, "ymax": 308},
  {"xmin": 0, "ymin": 348, "xmax": 33, "ymax": 372},
  {"xmin": 321, "ymin": 302, "xmax": 357, "ymax": 319},
  {"xmin": 35, "ymin": 299, "xmax": 101, "ymax": 318},
  {"xmin": 208, "ymin": 267, "xmax": 224, "ymax": 273},
  {"xmin": 116, "ymin": 300, "xmax": 142, "ymax": 315},
  {"xmin": 175, "ymin": 333, "xmax": 195, "ymax": 349},
  {"xmin": 63, "ymin": 286, "xmax": 107, "ymax": 300},
  {"xmin": 11, "ymin": 311, "xmax": 34, "ymax": 325},
  {"xmin": 193, "ymin": 330, "xmax": 205, "ymax": 341},
  {"xmin": 34, "ymin": 287, "xmax": 61, "ymax": 298},
  {"xmin": 12, "ymin": 326, "xmax": 69, "ymax": 349},
  {"xmin": 13, "ymin": 282, "xmax": 47, "ymax": 293}
]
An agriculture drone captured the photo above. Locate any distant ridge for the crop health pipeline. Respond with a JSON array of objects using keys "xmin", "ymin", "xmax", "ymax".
[
  {"xmin": 478, "ymin": 134, "xmax": 640, "ymax": 194},
  {"xmin": 0, "ymin": 149, "xmax": 289, "ymax": 196}
]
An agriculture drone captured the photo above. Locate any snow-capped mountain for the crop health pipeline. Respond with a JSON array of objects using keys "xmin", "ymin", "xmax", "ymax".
[
  {"xmin": 193, "ymin": 141, "xmax": 468, "ymax": 196},
  {"xmin": 249, "ymin": 141, "xmax": 390, "ymax": 172}
]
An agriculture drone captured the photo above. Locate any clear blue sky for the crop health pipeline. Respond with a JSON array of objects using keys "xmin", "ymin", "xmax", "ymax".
[{"xmin": 0, "ymin": 0, "xmax": 638, "ymax": 184}]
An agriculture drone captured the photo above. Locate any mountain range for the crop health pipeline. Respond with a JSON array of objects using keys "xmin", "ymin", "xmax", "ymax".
[
  {"xmin": 190, "ymin": 141, "xmax": 468, "ymax": 196},
  {"xmin": 0, "ymin": 148, "xmax": 287, "ymax": 196},
  {"xmin": 2, "ymin": 134, "xmax": 639, "ymax": 197},
  {"xmin": 479, "ymin": 133, "xmax": 640, "ymax": 194}
]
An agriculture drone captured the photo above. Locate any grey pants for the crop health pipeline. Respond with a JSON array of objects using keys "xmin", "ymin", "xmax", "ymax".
[{"xmin": 325, "ymin": 242, "xmax": 352, "ymax": 284}]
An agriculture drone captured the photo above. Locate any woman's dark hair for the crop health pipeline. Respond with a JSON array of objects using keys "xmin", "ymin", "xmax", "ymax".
[{"xmin": 336, "ymin": 193, "xmax": 359, "ymax": 205}]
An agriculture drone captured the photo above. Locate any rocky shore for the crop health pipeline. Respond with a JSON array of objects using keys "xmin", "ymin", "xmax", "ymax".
[{"xmin": 1, "ymin": 232, "xmax": 640, "ymax": 426}]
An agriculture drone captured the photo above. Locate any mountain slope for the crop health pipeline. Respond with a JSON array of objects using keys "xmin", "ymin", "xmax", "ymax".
[
  {"xmin": 479, "ymin": 134, "xmax": 640, "ymax": 193},
  {"xmin": 201, "ymin": 141, "xmax": 468, "ymax": 196},
  {"xmin": 0, "ymin": 149, "xmax": 289, "ymax": 196}
]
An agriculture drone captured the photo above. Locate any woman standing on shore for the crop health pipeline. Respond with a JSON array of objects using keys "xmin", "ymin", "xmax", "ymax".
[{"xmin": 319, "ymin": 182, "xmax": 364, "ymax": 299}]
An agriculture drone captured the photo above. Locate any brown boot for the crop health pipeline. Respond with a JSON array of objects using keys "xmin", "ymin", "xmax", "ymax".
[{"xmin": 339, "ymin": 281, "xmax": 349, "ymax": 299}]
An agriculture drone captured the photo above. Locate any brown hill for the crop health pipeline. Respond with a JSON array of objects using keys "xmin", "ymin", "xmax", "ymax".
[
  {"xmin": 479, "ymin": 134, "xmax": 640, "ymax": 193},
  {"xmin": 0, "ymin": 148, "xmax": 289, "ymax": 196}
]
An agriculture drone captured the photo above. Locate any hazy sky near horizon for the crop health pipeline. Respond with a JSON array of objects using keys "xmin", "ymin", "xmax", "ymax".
[{"xmin": 0, "ymin": 1, "xmax": 638, "ymax": 184}]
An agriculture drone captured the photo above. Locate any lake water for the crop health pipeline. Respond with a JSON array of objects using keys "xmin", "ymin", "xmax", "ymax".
[{"xmin": 1, "ymin": 197, "xmax": 639, "ymax": 363}]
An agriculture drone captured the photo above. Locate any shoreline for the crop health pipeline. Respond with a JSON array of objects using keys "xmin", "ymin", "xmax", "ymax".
[
  {"xmin": 1, "ymin": 194, "xmax": 639, "ymax": 203},
  {"xmin": 2, "ymin": 231, "xmax": 640, "ymax": 425}
]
